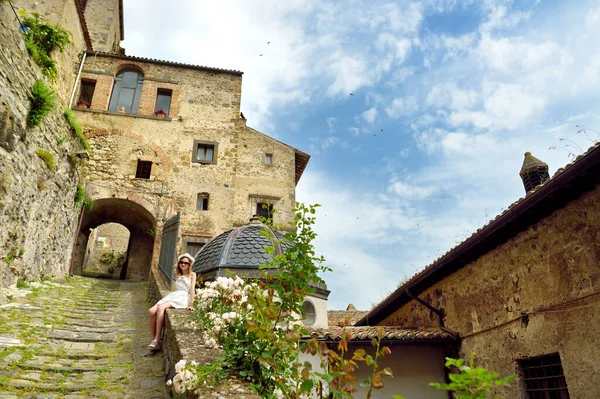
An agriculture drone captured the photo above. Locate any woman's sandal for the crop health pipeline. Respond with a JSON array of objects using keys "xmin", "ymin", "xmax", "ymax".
[{"xmin": 148, "ymin": 339, "xmax": 160, "ymax": 350}]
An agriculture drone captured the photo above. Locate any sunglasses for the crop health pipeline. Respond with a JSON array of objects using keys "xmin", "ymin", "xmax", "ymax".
[{"xmin": 178, "ymin": 261, "xmax": 191, "ymax": 266}]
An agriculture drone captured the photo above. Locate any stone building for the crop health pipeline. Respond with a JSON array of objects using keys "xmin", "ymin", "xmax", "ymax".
[
  {"xmin": 355, "ymin": 145, "xmax": 600, "ymax": 399},
  {"xmin": 7, "ymin": 0, "xmax": 309, "ymax": 282}
]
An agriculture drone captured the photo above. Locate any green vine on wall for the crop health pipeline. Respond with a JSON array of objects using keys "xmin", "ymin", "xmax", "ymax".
[
  {"xmin": 64, "ymin": 109, "xmax": 90, "ymax": 151},
  {"xmin": 20, "ymin": 12, "xmax": 71, "ymax": 81},
  {"xmin": 74, "ymin": 184, "xmax": 94, "ymax": 210}
]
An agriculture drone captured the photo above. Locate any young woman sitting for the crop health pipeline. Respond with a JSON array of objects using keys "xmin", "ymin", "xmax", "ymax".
[{"xmin": 148, "ymin": 253, "xmax": 197, "ymax": 350}]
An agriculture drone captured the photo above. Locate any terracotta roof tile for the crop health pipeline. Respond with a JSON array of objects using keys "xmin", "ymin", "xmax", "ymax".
[{"xmin": 305, "ymin": 326, "xmax": 458, "ymax": 342}]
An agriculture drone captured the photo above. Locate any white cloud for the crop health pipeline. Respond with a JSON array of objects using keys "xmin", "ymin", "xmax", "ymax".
[
  {"xmin": 586, "ymin": 6, "xmax": 600, "ymax": 26},
  {"xmin": 326, "ymin": 117, "xmax": 337, "ymax": 132},
  {"xmin": 386, "ymin": 96, "xmax": 419, "ymax": 118},
  {"xmin": 309, "ymin": 136, "xmax": 342, "ymax": 155},
  {"xmin": 361, "ymin": 108, "xmax": 378, "ymax": 124},
  {"xmin": 388, "ymin": 180, "xmax": 437, "ymax": 200}
]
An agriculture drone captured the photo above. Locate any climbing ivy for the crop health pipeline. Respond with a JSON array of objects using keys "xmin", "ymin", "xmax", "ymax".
[{"xmin": 21, "ymin": 12, "xmax": 71, "ymax": 80}]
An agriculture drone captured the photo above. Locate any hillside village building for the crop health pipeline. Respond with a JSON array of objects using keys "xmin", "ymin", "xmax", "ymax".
[{"xmin": 8, "ymin": 0, "xmax": 309, "ymax": 283}]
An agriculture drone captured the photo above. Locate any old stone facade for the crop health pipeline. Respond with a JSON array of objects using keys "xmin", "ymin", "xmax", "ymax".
[
  {"xmin": 360, "ymin": 148, "xmax": 600, "ymax": 399},
  {"xmin": 0, "ymin": 3, "xmax": 87, "ymax": 288},
  {"xmin": 1, "ymin": 0, "xmax": 309, "ymax": 287},
  {"xmin": 72, "ymin": 52, "xmax": 307, "ymax": 280}
]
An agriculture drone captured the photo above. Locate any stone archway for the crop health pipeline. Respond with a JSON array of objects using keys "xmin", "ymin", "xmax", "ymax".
[{"xmin": 72, "ymin": 198, "xmax": 156, "ymax": 281}]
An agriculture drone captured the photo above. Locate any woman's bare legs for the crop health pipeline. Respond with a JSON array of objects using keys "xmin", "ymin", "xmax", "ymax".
[{"xmin": 148, "ymin": 302, "xmax": 173, "ymax": 342}]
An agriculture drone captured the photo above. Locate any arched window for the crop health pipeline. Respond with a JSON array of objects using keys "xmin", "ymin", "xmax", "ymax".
[
  {"xmin": 301, "ymin": 300, "xmax": 316, "ymax": 326},
  {"xmin": 108, "ymin": 69, "xmax": 144, "ymax": 114}
]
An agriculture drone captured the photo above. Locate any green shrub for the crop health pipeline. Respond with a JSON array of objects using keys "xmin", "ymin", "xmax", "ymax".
[
  {"xmin": 27, "ymin": 79, "xmax": 55, "ymax": 127},
  {"xmin": 21, "ymin": 13, "xmax": 71, "ymax": 80},
  {"xmin": 6, "ymin": 251, "xmax": 15, "ymax": 265},
  {"xmin": 35, "ymin": 149, "xmax": 56, "ymax": 170},
  {"xmin": 16, "ymin": 279, "xmax": 30, "ymax": 289},
  {"xmin": 63, "ymin": 109, "xmax": 90, "ymax": 151},
  {"xmin": 24, "ymin": 38, "xmax": 57, "ymax": 80},
  {"xmin": 57, "ymin": 135, "xmax": 68, "ymax": 145},
  {"xmin": 74, "ymin": 184, "xmax": 93, "ymax": 210}
]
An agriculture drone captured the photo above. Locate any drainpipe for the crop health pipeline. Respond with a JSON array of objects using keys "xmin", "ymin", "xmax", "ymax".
[{"xmin": 68, "ymin": 50, "xmax": 87, "ymax": 109}]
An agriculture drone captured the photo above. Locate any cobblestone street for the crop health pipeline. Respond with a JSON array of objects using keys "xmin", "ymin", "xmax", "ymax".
[{"xmin": 0, "ymin": 277, "xmax": 169, "ymax": 398}]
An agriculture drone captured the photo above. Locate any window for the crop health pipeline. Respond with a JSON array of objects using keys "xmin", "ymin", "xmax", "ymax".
[
  {"xmin": 256, "ymin": 202, "xmax": 273, "ymax": 220},
  {"xmin": 155, "ymin": 89, "xmax": 172, "ymax": 116},
  {"xmin": 192, "ymin": 140, "xmax": 218, "ymax": 164},
  {"xmin": 135, "ymin": 160, "xmax": 152, "ymax": 179},
  {"xmin": 519, "ymin": 353, "xmax": 570, "ymax": 399},
  {"xmin": 196, "ymin": 193, "xmax": 209, "ymax": 210},
  {"xmin": 78, "ymin": 80, "xmax": 96, "ymax": 107},
  {"xmin": 265, "ymin": 153, "xmax": 273, "ymax": 165},
  {"xmin": 186, "ymin": 243, "xmax": 204, "ymax": 258},
  {"xmin": 301, "ymin": 301, "xmax": 316, "ymax": 326},
  {"xmin": 108, "ymin": 69, "xmax": 144, "ymax": 114}
]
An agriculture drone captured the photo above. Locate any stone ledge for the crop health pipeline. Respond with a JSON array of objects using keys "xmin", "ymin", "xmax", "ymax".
[{"xmin": 148, "ymin": 269, "xmax": 258, "ymax": 398}]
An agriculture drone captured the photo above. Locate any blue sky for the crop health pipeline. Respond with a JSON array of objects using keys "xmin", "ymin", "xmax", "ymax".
[{"xmin": 123, "ymin": 0, "xmax": 600, "ymax": 310}]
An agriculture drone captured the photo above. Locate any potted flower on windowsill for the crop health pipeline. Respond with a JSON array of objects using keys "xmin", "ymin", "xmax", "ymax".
[
  {"xmin": 154, "ymin": 109, "xmax": 167, "ymax": 118},
  {"xmin": 76, "ymin": 99, "xmax": 91, "ymax": 109}
]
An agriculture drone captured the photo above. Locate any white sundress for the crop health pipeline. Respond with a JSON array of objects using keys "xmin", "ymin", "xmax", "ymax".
[{"xmin": 155, "ymin": 275, "xmax": 191, "ymax": 309}]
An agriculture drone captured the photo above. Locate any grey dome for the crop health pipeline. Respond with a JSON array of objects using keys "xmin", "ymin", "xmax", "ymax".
[{"xmin": 192, "ymin": 217, "xmax": 292, "ymax": 277}]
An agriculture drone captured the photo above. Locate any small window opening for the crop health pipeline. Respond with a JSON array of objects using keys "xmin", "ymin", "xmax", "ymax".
[
  {"xmin": 78, "ymin": 80, "xmax": 96, "ymax": 108},
  {"xmin": 196, "ymin": 144, "xmax": 214, "ymax": 162},
  {"xmin": 265, "ymin": 153, "xmax": 273, "ymax": 165},
  {"xmin": 256, "ymin": 202, "xmax": 273, "ymax": 221},
  {"xmin": 155, "ymin": 89, "xmax": 172, "ymax": 117},
  {"xmin": 135, "ymin": 160, "xmax": 152, "ymax": 179},
  {"xmin": 519, "ymin": 353, "xmax": 570, "ymax": 399},
  {"xmin": 186, "ymin": 243, "xmax": 205, "ymax": 258},
  {"xmin": 196, "ymin": 193, "xmax": 209, "ymax": 210}
]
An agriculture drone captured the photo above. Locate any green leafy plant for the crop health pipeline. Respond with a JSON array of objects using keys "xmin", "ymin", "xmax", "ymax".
[
  {"xmin": 6, "ymin": 250, "xmax": 15, "ymax": 265},
  {"xmin": 35, "ymin": 149, "xmax": 56, "ymax": 170},
  {"xmin": 74, "ymin": 184, "xmax": 93, "ymax": 210},
  {"xmin": 427, "ymin": 354, "xmax": 515, "ymax": 399},
  {"xmin": 64, "ymin": 109, "xmax": 90, "ymax": 151},
  {"xmin": 21, "ymin": 13, "xmax": 71, "ymax": 80},
  {"xmin": 56, "ymin": 135, "xmax": 68, "ymax": 145},
  {"xmin": 17, "ymin": 279, "xmax": 30, "ymax": 289},
  {"xmin": 27, "ymin": 79, "xmax": 55, "ymax": 127}
]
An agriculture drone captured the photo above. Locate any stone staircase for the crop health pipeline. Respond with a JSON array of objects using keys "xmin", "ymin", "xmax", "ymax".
[{"xmin": 0, "ymin": 277, "xmax": 168, "ymax": 398}]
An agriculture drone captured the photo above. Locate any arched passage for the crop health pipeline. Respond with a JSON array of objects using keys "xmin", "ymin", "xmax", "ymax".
[{"xmin": 72, "ymin": 198, "xmax": 156, "ymax": 281}]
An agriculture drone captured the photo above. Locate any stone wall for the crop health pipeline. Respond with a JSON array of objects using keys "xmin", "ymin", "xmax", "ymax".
[
  {"xmin": 0, "ymin": 4, "xmax": 84, "ymax": 289},
  {"xmin": 380, "ymin": 184, "xmax": 600, "ymax": 399},
  {"xmin": 82, "ymin": 0, "xmax": 121, "ymax": 53},
  {"xmin": 12, "ymin": 0, "xmax": 89, "ymax": 105}
]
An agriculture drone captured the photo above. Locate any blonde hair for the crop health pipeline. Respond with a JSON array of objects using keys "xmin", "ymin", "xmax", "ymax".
[{"xmin": 175, "ymin": 253, "xmax": 194, "ymax": 276}]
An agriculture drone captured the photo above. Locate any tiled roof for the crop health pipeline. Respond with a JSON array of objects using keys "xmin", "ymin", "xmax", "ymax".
[
  {"xmin": 358, "ymin": 142, "xmax": 600, "ymax": 326},
  {"xmin": 328, "ymin": 310, "xmax": 369, "ymax": 327},
  {"xmin": 305, "ymin": 327, "xmax": 458, "ymax": 342},
  {"xmin": 192, "ymin": 221, "xmax": 289, "ymax": 275},
  {"xmin": 87, "ymin": 52, "xmax": 243, "ymax": 75}
]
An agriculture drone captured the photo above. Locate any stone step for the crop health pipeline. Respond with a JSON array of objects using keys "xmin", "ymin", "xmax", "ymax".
[
  {"xmin": 35, "ymin": 352, "xmax": 109, "ymax": 360},
  {"xmin": 0, "ymin": 379, "xmax": 99, "ymax": 392},
  {"xmin": 16, "ymin": 363, "xmax": 103, "ymax": 373},
  {"xmin": 47, "ymin": 330, "xmax": 116, "ymax": 343}
]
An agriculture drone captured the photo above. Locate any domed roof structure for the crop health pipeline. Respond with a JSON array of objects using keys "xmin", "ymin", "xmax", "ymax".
[{"xmin": 192, "ymin": 216, "xmax": 292, "ymax": 278}]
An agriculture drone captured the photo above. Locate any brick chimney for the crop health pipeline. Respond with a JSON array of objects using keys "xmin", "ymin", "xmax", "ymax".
[{"xmin": 519, "ymin": 152, "xmax": 550, "ymax": 192}]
